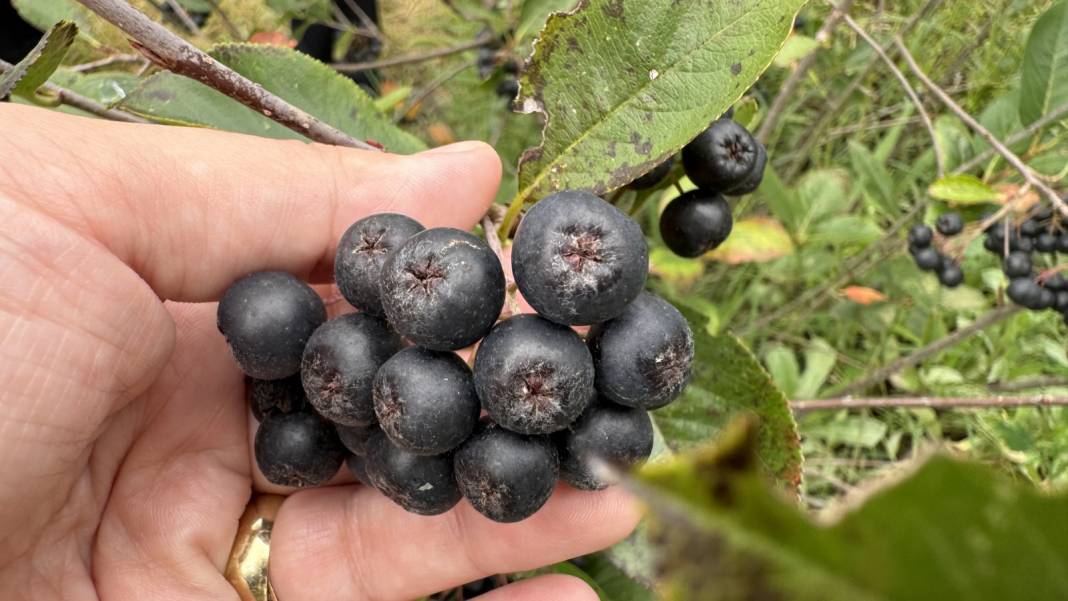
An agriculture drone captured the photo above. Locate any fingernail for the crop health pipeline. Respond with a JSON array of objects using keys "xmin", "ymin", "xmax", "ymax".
[{"xmin": 423, "ymin": 140, "xmax": 489, "ymax": 155}]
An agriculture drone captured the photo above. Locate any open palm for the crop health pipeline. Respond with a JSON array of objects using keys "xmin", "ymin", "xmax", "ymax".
[{"xmin": 0, "ymin": 105, "xmax": 639, "ymax": 601}]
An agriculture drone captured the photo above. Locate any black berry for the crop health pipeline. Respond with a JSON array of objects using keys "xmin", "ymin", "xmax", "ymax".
[
  {"xmin": 908, "ymin": 224, "xmax": 933, "ymax": 249},
  {"xmin": 938, "ymin": 262, "xmax": 964, "ymax": 288},
  {"xmin": 1036, "ymin": 232, "xmax": 1058, "ymax": 253},
  {"xmin": 628, "ymin": 155, "xmax": 674, "ymax": 190},
  {"xmin": 935, "ymin": 212, "xmax": 964, "ymax": 236},
  {"xmin": 554, "ymin": 402, "xmax": 653, "ymax": 491},
  {"xmin": 1007, "ymin": 278, "xmax": 1042, "ymax": 309},
  {"xmin": 1020, "ymin": 219, "xmax": 1040, "ymax": 237},
  {"xmin": 380, "ymin": 228, "xmax": 505, "ymax": 350},
  {"xmin": 1010, "ymin": 235, "xmax": 1035, "ymax": 253},
  {"xmin": 1037, "ymin": 288, "xmax": 1057, "ymax": 310},
  {"xmin": 346, "ymin": 453, "xmax": 371, "ymax": 486},
  {"xmin": 301, "ymin": 313, "xmax": 403, "ymax": 426},
  {"xmin": 587, "ymin": 292, "xmax": 694, "ymax": 410},
  {"xmin": 335, "ymin": 213, "xmax": 424, "ymax": 316},
  {"xmin": 682, "ymin": 118, "xmax": 760, "ymax": 192},
  {"xmin": 365, "ymin": 430, "xmax": 461, "ymax": 515},
  {"xmin": 512, "ymin": 190, "xmax": 648, "ymax": 325},
  {"xmin": 249, "ymin": 375, "xmax": 307, "ymax": 422},
  {"xmin": 336, "ymin": 422, "xmax": 378, "ymax": 456},
  {"xmin": 1055, "ymin": 290, "xmax": 1068, "ymax": 312},
  {"xmin": 496, "ymin": 78, "xmax": 519, "ymax": 99},
  {"xmin": 453, "ymin": 423, "xmax": 559, "ymax": 523},
  {"xmin": 218, "ymin": 271, "xmax": 326, "ymax": 379},
  {"xmin": 255, "ymin": 410, "xmax": 346, "ymax": 488},
  {"xmin": 474, "ymin": 315, "xmax": 595, "ymax": 435},
  {"xmin": 373, "ymin": 347, "xmax": 480, "ymax": 455},
  {"xmin": 1057, "ymin": 233, "xmax": 1068, "ymax": 253},
  {"xmin": 1045, "ymin": 274, "xmax": 1067, "ymax": 292},
  {"xmin": 1003, "ymin": 252, "xmax": 1032, "ymax": 278},
  {"xmin": 659, "ymin": 190, "xmax": 733, "ymax": 258},
  {"xmin": 913, "ymin": 247, "xmax": 942, "ymax": 271},
  {"xmin": 723, "ymin": 139, "xmax": 767, "ymax": 196}
]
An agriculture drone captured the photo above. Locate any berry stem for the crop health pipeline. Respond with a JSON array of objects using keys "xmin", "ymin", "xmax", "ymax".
[
  {"xmin": 480, "ymin": 212, "xmax": 521, "ymax": 318},
  {"xmin": 1037, "ymin": 263, "xmax": 1068, "ymax": 283}
]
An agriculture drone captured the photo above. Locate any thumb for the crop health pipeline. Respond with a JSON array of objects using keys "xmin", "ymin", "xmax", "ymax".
[{"xmin": 0, "ymin": 104, "xmax": 502, "ymax": 302}]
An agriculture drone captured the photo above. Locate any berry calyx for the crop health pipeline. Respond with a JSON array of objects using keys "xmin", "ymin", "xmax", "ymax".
[
  {"xmin": 335, "ymin": 213, "xmax": 424, "ymax": 316},
  {"xmin": 682, "ymin": 118, "xmax": 760, "ymax": 192}
]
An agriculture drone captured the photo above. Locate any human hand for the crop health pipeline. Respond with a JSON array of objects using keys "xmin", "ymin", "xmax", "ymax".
[{"xmin": 0, "ymin": 104, "xmax": 640, "ymax": 600}]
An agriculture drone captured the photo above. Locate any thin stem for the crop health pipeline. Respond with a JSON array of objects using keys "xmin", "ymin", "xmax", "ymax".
[
  {"xmin": 69, "ymin": 53, "xmax": 144, "ymax": 72},
  {"xmin": 339, "ymin": 0, "xmax": 383, "ymax": 41},
  {"xmin": 332, "ymin": 36, "xmax": 492, "ymax": 73},
  {"xmin": 76, "ymin": 0, "xmax": 379, "ymax": 151},
  {"xmin": 756, "ymin": 0, "xmax": 857, "ymax": 143},
  {"xmin": 481, "ymin": 210, "xmax": 520, "ymax": 317},
  {"xmin": 163, "ymin": 0, "xmax": 200, "ymax": 35},
  {"xmin": 394, "ymin": 60, "xmax": 475, "ymax": 124},
  {"xmin": 0, "ymin": 59, "xmax": 150, "ymax": 124},
  {"xmin": 893, "ymin": 37, "xmax": 1067, "ymax": 217},
  {"xmin": 832, "ymin": 305, "xmax": 1022, "ymax": 397},
  {"xmin": 954, "ymin": 98, "xmax": 1068, "ymax": 175},
  {"xmin": 988, "ymin": 377, "xmax": 1068, "ymax": 393},
  {"xmin": 792, "ymin": 394, "xmax": 1068, "ymax": 412},
  {"xmin": 839, "ymin": 11, "xmax": 945, "ymax": 178}
]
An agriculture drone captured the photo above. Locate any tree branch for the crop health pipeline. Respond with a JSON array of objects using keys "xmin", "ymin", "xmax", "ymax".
[
  {"xmin": 839, "ymin": 11, "xmax": 944, "ymax": 177},
  {"xmin": 893, "ymin": 37, "xmax": 1068, "ymax": 217},
  {"xmin": 792, "ymin": 394, "xmax": 1068, "ymax": 412},
  {"xmin": 954, "ymin": 97, "xmax": 1068, "ymax": 176},
  {"xmin": 75, "ymin": 0, "xmax": 379, "ymax": 151},
  {"xmin": 756, "ymin": 0, "xmax": 857, "ymax": 143},
  {"xmin": 988, "ymin": 377, "xmax": 1068, "ymax": 393},
  {"xmin": 833, "ymin": 304, "xmax": 1022, "ymax": 397},
  {"xmin": 0, "ymin": 59, "xmax": 151, "ymax": 124},
  {"xmin": 332, "ymin": 36, "xmax": 493, "ymax": 73}
]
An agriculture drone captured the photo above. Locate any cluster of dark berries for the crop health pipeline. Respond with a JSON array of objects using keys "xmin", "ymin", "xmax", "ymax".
[
  {"xmin": 477, "ymin": 46, "xmax": 520, "ymax": 100},
  {"xmin": 908, "ymin": 211, "xmax": 966, "ymax": 288},
  {"xmin": 980, "ymin": 204, "xmax": 1068, "ymax": 322},
  {"xmin": 218, "ymin": 191, "xmax": 694, "ymax": 523},
  {"xmin": 633, "ymin": 109, "xmax": 768, "ymax": 258}
]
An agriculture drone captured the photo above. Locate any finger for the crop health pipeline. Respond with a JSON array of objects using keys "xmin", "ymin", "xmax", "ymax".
[
  {"xmin": 0, "ymin": 104, "xmax": 502, "ymax": 302},
  {"xmin": 476, "ymin": 575, "xmax": 599, "ymax": 601},
  {"xmin": 270, "ymin": 483, "xmax": 642, "ymax": 601}
]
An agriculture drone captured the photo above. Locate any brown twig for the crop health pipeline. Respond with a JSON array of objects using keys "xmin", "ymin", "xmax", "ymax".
[
  {"xmin": 792, "ymin": 394, "xmax": 1068, "ymax": 412},
  {"xmin": 69, "ymin": 53, "xmax": 144, "ymax": 72},
  {"xmin": 756, "ymin": 0, "xmax": 857, "ymax": 143},
  {"xmin": 832, "ymin": 304, "xmax": 1022, "ymax": 397},
  {"xmin": 0, "ymin": 59, "xmax": 151, "ymax": 124},
  {"xmin": 75, "ymin": 0, "xmax": 379, "ymax": 151},
  {"xmin": 332, "ymin": 35, "xmax": 492, "ymax": 73},
  {"xmin": 893, "ymin": 37, "xmax": 1067, "ymax": 217},
  {"xmin": 954, "ymin": 98, "xmax": 1068, "ymax": 176},
  {"xmin": 838, "ymin": 11, "xmax": 944, "ymax": 178},
  {"xmin": 481, "ymin": 208, "xmax": 520, "ymax": 318}
]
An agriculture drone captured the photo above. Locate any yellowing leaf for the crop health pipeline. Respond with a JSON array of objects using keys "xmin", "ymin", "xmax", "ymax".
[
  {"xmin": 840, "ymin": 285, "xmax": 886, "ymax": 305},
  {"xmin": 706, "ymin": 217, "xmax": 794, "ymax": 264}
]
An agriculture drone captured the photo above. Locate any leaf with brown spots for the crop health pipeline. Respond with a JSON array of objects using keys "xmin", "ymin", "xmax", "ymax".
[
  {"xmin": 631, "ymin": 416, "xmax": 1068, "ymax": 600},
  {"xmin": 503, "ymin": 0, "xmax": 805, "ymax": 230}
]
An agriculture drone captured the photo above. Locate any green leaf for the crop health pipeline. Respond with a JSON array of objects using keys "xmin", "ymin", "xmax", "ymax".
[
  {"xmin": 707, "ymin": 217, "xmax": 794, "ymax": 264},
  {"xmin": 928, "ymin": 174, "xmax": 1000, "ymax": 204},
  {"xmin": 772, "ymin": 34, "xmax": 819, "ymax": 68},
  {"xmin": 635, "ymin": 418, "xmax": 1068, "ymax": 601},
  {"xmin": 794, "ymin": 340, "xmax": 836, "ymax": 400},
  {"xmin": 653, "ymin": 334, "xmax": 802, "ymax": 491},
  {"xmin": 847, "ymin": 140, "xmax": 896, "ymax": 215},
  {"xmin": 760, "ymin": 163, "xmax": 804, "ymax": 234},
  {"xmin": 585, "ymin": 553, "xmax": 656, "ymax": 601},
  {"xmin": 0, "ymin": 21, "xmax": 77, "ymax": 102},
  {"xmin": 516, "ymin": 0, "xmax": 581, "ymax": 42},
  {"xmin": 122, "ymin": 44, "xmax": 426, "ymax": 153},
  {"xmin": 1020, "ymin": 1, "xmax": 1068, "ymax": 125},
  {"xmin": 511, "ymin": 0, "xmax": 804, "ymax": 213}
]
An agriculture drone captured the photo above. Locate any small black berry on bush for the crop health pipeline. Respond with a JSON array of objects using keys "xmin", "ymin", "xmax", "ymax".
[
  {"xmin": 1057, "ymin": 233, "xmax": 1068, "ymax": 253},
  {"xmin": 1003, "ymin": 251, "xmax": 1032, "ymax": 278},
  {"xmin": 587, "ymin": 292, "xmax": 694, "ymax": 410},
  {"xmin": 249, "ymin": 374, "xmax": 307, "ymax": 422},
  {"xmin": 1055, "ymin": 290, "xmax": 1068, "ymax": 312},
  {"xmin": 1037, "ymin": 288, "xmax": 1057, "ymax": 311},
  {"xmin": 380, "ymin": 227, "xmax": 505, "ymax": 350},
  {"xmin": 1020, "ymin": 218, "xmax": 1040, "ymax": 237},
  {"xmin": 474, "ymin": 314, "xmax": 595, "ymax": 435},
  {"xmin": 301, "ymin": 313, "xmax": 403, "ymax": 427},
  {"xmin": 512, "ymin": 190, "xmax": 648, "ymax": 325},
  {"xmin": 336, "ymin": 422, "xmax": 378, "ymax": 456},
  {"xmin": 912, "ymin": 247, "xmax": 942, "ymax": 271},
  {"xmin": 682, "ymin": 118, "xmax": 760, "ymax": 192},
  {"xmin": 1045, "ymin": 274, "xmax": 1067, "ymax": 292},
  {"xmin": 938, "ymin": 262, "xmax": 964, "ymax": 288},
  {"xmin": 1007, "ymin": 278, "xmax": 1042, "ymax": 309},
  {"xmin": 554, "ymin": 401, "xmax": 653, "ymax": 490},
  {"xmin": 373, "ymin": 347, "xmax": 480, "ymax": 455},
  {"xmin": 628, "ymin": 155, "xmax": 674, "ymax": 190},
  {"xmin": 908, "ymin": 224, "xmax": 933, "ymax": 249},
  {"xmin": 496, "ymin": 78, "xmax": 519, "ymax": 99},
  {"xmin": 453, "ymin": 423, "xmax": 559, "ymax": 523},
  {"xmin": 346, "ymin": 453, "xmax": 371, "ymax": 487},
  {"xmin": 1036, "ymin": 232, "xmax": 1058, "ymax": 253},
  {"xmin": 659, "ymin": 189, "xmax": 733, "ymax": 258},
  {"xmin": 1010, "ymin": 234, "xmax": 1035, "ymax": 253},
  {"xmin": 255, "ymin": 410, "xmax": 346, "ymax": 488},
  {"xmin": 935, "ymin": 212, "xmax": 964, "ymax": 236},
  {"xmin": 365, "ymin": 430, "xmax": 461, "ymax": 515},
  {"xmin": 335, "ymin": 213, "xmax": 424, "ymax": 316},
  {"xmin": 218, "ymin": 271, "xmax": 326, "ymax": 379}
]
